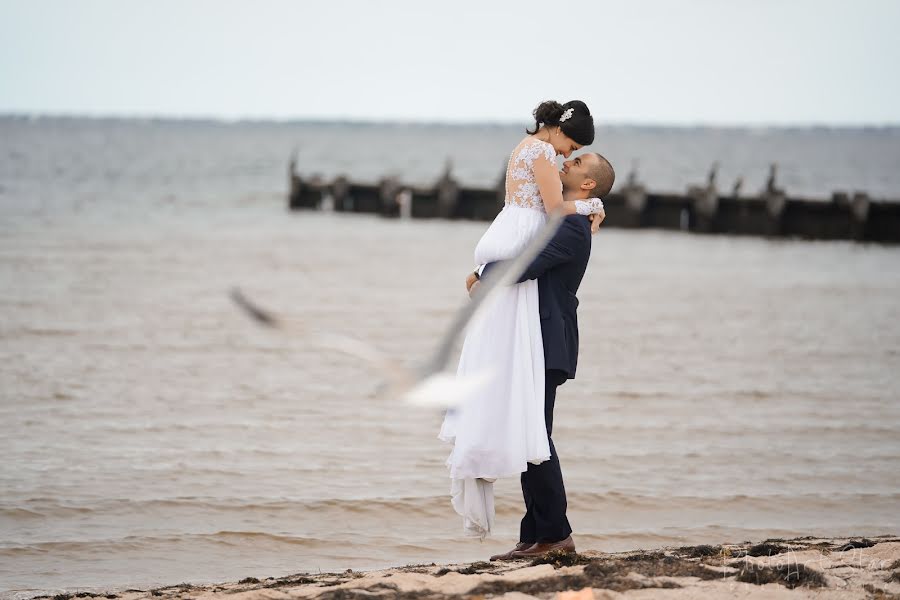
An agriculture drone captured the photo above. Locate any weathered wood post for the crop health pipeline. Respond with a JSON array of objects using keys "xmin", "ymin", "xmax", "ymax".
[
  {"xmin": 621, "ymin": 164, "xmax": 647, "ymax": 228},
  {"xmin": 850, "ymin": 192, "xmax": 871, "ymax": 240},
  {"xmin": 435, "ymin": 160, "xmax": 460, "ymax": 219},
  {"xmin": 689, "ymin": 162, "xmax": 720, "ymax": 233},
  {"xmin": 862, "ymin": 198, "xmax": 900, "ymax": 242},
  {"xmin": 397, "ymin": 189, "xmax": 413, "ymax": 220},
  {"xmin": 330, "ymin": 175, "xmax": 351, "ymax": 212},
  {"xmin": 312, "ymin": 176, "xmax": 331, "ymax": 211},
  {"xmin": 378, "ymin": 176, "xmax": 401, "ymax": 218},
  {"xmin": 288, "ymin": 152, "xmax": 301, "ymax": 209},
  {"xmin": 731, "ymin": 176, "xmax": 750, "ymax": 227},
  {"xmin": 762, "ymin": 163, "xmax": 786, "ymax": 236},
  {"xmin": 287, "ymin": 152, "xmax": 325, "ymax": 210}
]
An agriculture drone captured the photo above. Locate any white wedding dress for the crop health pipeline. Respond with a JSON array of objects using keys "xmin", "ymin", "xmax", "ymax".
[{"xmin": 438, "ymin": 138, "xmax": 558, "ymax": 538}]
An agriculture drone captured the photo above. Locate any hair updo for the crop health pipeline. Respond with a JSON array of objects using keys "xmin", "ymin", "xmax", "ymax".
[{"xmin": 526, "ymin": 100, "xmax": 595, "ymax": 146}]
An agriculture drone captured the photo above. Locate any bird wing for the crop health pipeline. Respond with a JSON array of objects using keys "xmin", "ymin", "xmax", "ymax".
[{"xmin": 417, "ymin": 208, "xmax": 566, "ymax": 378}]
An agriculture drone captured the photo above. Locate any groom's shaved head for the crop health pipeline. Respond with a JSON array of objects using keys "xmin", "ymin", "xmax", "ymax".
[
  {"xmin": 585, "ymin": 153, "xmax": 615, "ymax": 197},
  {"xmin": 560, "ymin": 152, "xmax": 615, "ymax": 197}
]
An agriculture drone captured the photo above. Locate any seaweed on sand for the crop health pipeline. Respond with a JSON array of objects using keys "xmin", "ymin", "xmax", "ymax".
[
  {"xmin": 616, "ymin": 555, "xmax": 723, "ymax": 580},
  {"xmin": 263, "ymin": 575, "xmax": 317, "ymax": 588},
  {"xmin": 435, "ymin": 561, "xmax": 498, "ymax": 576},
  {"xmin": 732, "ymin": 559, "xmax": 827, "ymax": 589},
  {"xmin": 467, "ymin": 555, "xmax": 726, "ymax": 597},
  {"xmin": 862, "ymin": 583, "xmax": 900, "ymax": 599},
  {"xmin": 316, "ymin": 583, "xmax": 453, "ymax": 600},
  {"xmin": 746, "ymin": 542, "xmax": 790, "ymax": 557},
  {"xmin": 674, "ymin": 544, "xmax": 722, "ymax": 558},
  {"xmin": 835, "ymin": 538, "xmax": 878, "ymax": 552},
  {"xmin": 622, "ymin": 550, "xmax": 667, "ymax": 562},
  {"xmin": 395, "ymin": 562, "xmax": 438, "ymax": 574},
  {"xmin": 529, "ymin": 550, "xmax": 593, "ymax": 568}
]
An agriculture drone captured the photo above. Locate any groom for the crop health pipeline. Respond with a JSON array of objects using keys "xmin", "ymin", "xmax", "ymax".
[{"xmin": 467, "ymin": 152, "xmax": 615, "ymax": 560}]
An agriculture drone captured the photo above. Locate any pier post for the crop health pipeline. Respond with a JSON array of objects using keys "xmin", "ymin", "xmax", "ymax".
[
  {"xmin": 398, "ymin": 189, "xmax": 413, "ymax": 220},
  {"xmin": 689, "ymin": 163, "xmax": 720, "ymax": 233},
  {"xmin": 288, "ymin": 152, "xmax": 304, "ymax": 210},
  {"xmin": 286, "ymin": 153, "xmax": 326, "ymax": 210},
  {"xmin": 331, "ymin": 175, "xmax": 352, "ymax": 212},
  {"xmin": 764, "ymin": 191, "xmax": 787, "ymax": 236},
  {"xmin": 762, "ymin": 164, "xmax": 786, "ymax": 236},
  {"xmin": 850, "ymin": 192, "xmax": 870, "ymax": 240},
  {"xmin": 621, "ymin": 167, "xmax": 647, "ymax": 228},
  {"xmin": 435, "ymin": 160, "xmax": 459, "ymax": 219},
  {"xmin": 862, "ymin": 198, "xmax": 900, "ymax": 242},
  {"xmin": 378, "ymin": 176, "xmax": 401, "ymax": 218}
]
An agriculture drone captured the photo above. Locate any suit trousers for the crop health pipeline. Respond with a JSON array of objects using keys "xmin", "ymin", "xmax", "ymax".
[{"xmin": 519, "ymin": 368, "xmax": 572, "ymax": 543}]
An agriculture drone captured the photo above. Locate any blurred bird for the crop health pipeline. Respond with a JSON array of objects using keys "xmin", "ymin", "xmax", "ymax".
[{"xmin": 230, "ymin": 208, "xmax": 566, "ymax": 408}]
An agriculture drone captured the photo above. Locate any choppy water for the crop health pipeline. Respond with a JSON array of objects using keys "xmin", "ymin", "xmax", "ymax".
[{"xmin": 1, "ymin": 117, "xmax": 899, "ymax": 596}]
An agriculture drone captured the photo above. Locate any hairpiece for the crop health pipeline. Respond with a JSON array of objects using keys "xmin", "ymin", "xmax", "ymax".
[{"xmin": 559, "ymin": 108, "xmax": 574, "ymax": 123}]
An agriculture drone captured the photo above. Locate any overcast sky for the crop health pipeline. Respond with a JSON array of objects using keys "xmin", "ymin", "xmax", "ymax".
[{"xmin": 1, "ymin": 0, "xmax": 898, "ymax": 125}]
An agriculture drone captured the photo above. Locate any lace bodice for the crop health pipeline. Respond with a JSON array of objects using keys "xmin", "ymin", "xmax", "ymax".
[{"xmin": 505, "ymin": 139, "xmax": 559, "ymax": 211}]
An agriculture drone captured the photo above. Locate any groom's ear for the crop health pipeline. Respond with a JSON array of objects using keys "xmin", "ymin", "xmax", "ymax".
[{"xmin": 582, "ymin": 178, "xmax": 598, "ymax": 191}]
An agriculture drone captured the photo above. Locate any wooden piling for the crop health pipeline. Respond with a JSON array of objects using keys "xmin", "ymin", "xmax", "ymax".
[{"xmin": 286, "ymin": 155, "xmax": 899, "ymax": 243}]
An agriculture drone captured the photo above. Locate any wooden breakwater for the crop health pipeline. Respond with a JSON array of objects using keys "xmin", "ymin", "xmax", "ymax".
[{"xmin": 288, "ymin": 158, "xmax": 900, "ymax": 243}]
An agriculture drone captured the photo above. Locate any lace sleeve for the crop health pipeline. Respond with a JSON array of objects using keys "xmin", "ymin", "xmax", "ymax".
[
  {"xmin": 541, "ymin": 142, "xmax": 555, "ymax": 162},
  {"xmin": 530, "ymin": 142, "xmax": 558, "ymax": 172},
  {"xmin": 573, "ymin": 197, "xmax": 604, "ymax": 215},
  {"xmin": 531, "ymin": 146, "xmax": 564, "ymax": 213},
  {"xmin": 506, "ymin": 139, "xmax": 560, "ymax": 210}
]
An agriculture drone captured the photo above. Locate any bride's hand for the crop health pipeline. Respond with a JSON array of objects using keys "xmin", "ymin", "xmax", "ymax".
[{"xmin": 589, "ymin": 209, "xmax": 606, "ymax": 234}]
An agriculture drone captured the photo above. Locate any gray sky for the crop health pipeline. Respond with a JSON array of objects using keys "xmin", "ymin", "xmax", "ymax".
[{"xmin": 1, "ymin": 0, "xmax": 898, "ymax": 125}]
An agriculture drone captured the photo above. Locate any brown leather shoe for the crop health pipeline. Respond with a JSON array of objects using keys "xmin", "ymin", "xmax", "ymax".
[
  {"xmin": 509, "ymin": 535, "xmax": 575, "ymax": 558},
  {"xmin": 490, "ymin": 541, "xmax": 535, "ymax": 561}
]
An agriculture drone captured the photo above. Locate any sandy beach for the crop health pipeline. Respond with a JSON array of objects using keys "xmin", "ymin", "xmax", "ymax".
[{"xmin": 27, "ymin": 536, "xmax": 899, "ymax": 600}]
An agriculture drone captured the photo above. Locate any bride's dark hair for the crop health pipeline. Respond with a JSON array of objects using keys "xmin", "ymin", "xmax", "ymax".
[{"xmin": 526, "ymin": 100, "xmax": 595, "ymax": 146}]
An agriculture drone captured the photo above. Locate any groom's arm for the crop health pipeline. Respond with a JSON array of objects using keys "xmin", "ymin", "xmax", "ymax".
[{"xmin": 479, "ymin": 217, "xmax": 586, "ymax": 283}]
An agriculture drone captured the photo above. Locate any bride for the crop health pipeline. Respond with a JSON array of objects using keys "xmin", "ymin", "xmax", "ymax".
[{"xmin": 439, "ymin": 100, "xmax": 603, "ymax": 537}]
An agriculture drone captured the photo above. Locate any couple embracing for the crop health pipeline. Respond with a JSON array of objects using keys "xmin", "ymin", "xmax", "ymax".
[{"xmin": 439, "ymin": 100, "xmax": 615, "ymax": 560}]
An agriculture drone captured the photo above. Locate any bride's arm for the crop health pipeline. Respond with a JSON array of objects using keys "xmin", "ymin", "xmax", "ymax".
[
  {"xmin": 532, "ymin": 154, "xmax": 574, "ymax": 215},
  {"xmin": 480, "ymin": 217, "xmax": 587, "ymax": 284}
]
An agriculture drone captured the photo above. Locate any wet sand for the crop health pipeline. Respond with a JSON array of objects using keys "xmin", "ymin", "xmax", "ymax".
[{"xmin": 32, "ymin": 536, "xmax": 900, "ymax": 599}]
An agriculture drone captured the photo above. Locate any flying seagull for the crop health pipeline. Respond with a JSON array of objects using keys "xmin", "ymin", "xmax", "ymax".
[{"xmin": 230, "ymin": 208, "xmax": 567, "ymax": 408}]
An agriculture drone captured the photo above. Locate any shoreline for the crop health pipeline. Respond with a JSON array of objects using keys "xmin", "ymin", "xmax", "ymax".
[{"xmin": 19, "ymin": 535, "xmax": 900, "ymax": 600}]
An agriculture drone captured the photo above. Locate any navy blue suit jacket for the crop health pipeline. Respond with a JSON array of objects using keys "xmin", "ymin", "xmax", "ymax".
[{"xmin": 481, "ymin": 214, "xmax": 592, "ymax": 379}]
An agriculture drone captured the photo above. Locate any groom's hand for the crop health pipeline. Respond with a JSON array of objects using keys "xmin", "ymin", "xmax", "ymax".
[
  {"xmin": 589, "ymin": 208, "xmax": 606, "ymax": 234},
  {"xmin": 466, "ymin": 272, "xmax": 478, "ymax": 293},
  {"xmin": 468, "ymin": 280, "xmax": 480, "ymax": 298}
]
